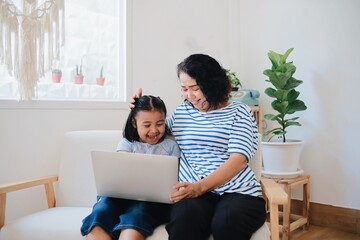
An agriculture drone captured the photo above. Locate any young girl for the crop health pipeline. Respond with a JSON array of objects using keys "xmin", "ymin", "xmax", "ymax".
[{"xmin": 81, "ymin": 95, "xmax": 181, "ymax": 240}]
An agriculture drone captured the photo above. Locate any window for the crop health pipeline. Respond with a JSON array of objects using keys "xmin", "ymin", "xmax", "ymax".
[{"xmin": 0, "ymin": 0, "xmax": 127, "ymax": 104}]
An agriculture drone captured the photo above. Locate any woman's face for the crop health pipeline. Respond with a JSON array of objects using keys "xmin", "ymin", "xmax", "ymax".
[
  {"xmin": 132, "ymin": 110, "xmax": 166, "ymax": 145},
  {"xmin": 179, "ymin": 72, "xmax": 209, "ymax": 112}
]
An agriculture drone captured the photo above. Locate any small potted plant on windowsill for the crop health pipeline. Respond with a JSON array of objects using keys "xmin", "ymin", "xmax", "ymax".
[
  {"xmin": 52, "ymin": 69, "xmax": 62, "ymax": 83},
  {"xmin": 74, "ymin": 61, "xmax": 84, "ymax": 84},
  {"xmin": 261, "ymin": 48, "xmax": 307, "ymax": 178},
  {"xmin": 96, "ymin": 66, "xmax": 105, "ymax": 86}
]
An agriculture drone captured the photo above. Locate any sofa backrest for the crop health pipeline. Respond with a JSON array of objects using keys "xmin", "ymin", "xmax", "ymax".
[
  {"xmin": 55, "ymin": 130, "xmax": 262, "ymax": 207},
  {"xmin": 56, "ymin": 130, "xmax": 123, "ymax": 207}
]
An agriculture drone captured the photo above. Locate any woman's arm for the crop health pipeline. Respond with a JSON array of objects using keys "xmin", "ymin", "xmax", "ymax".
[{"xmin": 170, "ymin": 153, "xmax": 247, "ymax": 202}]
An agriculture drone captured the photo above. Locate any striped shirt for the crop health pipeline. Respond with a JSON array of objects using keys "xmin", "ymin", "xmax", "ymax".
[{"xmin": 167, "ymin": 101, "xmax": 262, "ymax": 197}]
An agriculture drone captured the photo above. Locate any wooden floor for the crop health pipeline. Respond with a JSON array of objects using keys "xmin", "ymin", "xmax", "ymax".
[{"xmin": 290, "ymin": 225, "xmax": 360, "ymax": 240}]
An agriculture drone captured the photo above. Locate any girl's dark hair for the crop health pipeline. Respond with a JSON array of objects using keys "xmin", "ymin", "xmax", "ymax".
[
  {"xmin": 177, "ymin": 53, "xmax": 231, "ymax": 110},
  {"xmin": 123, "ymin": 95, "xmax": 170, "ymax": 142}
]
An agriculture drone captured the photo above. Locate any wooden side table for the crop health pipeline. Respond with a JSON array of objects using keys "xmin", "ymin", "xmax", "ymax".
[
  {"xmin": 263, "ymin": 175, "xmax": 310, "ymax": 240},
  {"xmin": 250, "ymin": 106, "xmax": 262, "ymax": 134}
]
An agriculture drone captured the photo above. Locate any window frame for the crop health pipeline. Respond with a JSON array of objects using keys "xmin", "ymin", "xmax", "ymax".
[{"xmin": 0, "ymin": 0, "xmax": 132, "ymax": 110}]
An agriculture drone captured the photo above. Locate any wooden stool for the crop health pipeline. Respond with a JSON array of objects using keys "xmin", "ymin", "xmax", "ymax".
[{"xmin": 263, "ymin": 175, "xmax": 310, "ymax": 240}]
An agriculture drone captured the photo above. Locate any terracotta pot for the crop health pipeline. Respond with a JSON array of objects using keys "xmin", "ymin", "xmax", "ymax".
[
  {"xmin": 96, "ymin": 77, "xmax": 105, "ymax": 86},
  {"xmin": 74, "ymin": 75, "xmax": 84, "ymax": 84},
  {"xmin": 52, "ymin": 73, "xmax": 62, "ymax": 83}
]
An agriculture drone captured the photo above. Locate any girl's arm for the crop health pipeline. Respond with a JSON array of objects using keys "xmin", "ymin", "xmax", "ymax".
[{"xmin": 170, "ymin": 153, "xmax": 247, "ymax": 202}]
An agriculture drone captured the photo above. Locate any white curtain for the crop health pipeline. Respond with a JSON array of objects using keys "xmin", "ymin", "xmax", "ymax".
[{"xmin": 0, "ymin": 0, "xmax": 65, "ymax": 100}]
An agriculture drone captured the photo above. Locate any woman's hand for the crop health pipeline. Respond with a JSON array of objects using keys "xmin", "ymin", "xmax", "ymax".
[
  {"xmin": 128, "ymin": 88, "xmax": 143, "ymax": 109},
  {"xmin": 169, "ymin": 182, "xmax": 204, "ymax": 202},
  {"xmin": 169, "ymin": 154, "xmax": 248, "ymax": 203}
]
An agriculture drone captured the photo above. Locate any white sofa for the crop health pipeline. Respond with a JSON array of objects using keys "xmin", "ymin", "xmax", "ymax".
[{"xmin": 0, "ymin": 130, "xmax": 287, "ymax": 240}]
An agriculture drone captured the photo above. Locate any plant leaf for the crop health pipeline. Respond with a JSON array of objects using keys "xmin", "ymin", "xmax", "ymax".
[
  {"xmin": 274, "ymin": 89, "xmax": 289, "ymax": 101},
  {"xmin": 269, "ymin": 72, "xmax": 292, "ymax": 89},
  {"xmin": 284, "ymin": 121, "xmax": 301, "ymax": 128},
  {"xmin": 264, "ymin": 113, "xmax": 277, "ymax": 120},
  {"xmin": 286, "ymin": 89, "xmax": 300, "ymax": 102},
  {"xmin": 284, "ymin": 77, "xmax": 303, "ymax": 90},
  {"xmin": 272, "ymin": 100, "xmax": 288, "ymax": 114},
  {"xmin": 281, "ymin": 48, "xmax": 294, "ymax": 63},
  {"xmin": 263, "ymin": 69, "xmax": 273, "ymax": 77},
  {"xmin": 286, "ymin": 100, "xmax": 307, "ymax": 114},
  {"xmin": 263, "ymin": 127, "xmax": 283, "ymax": 137},
  {"xmin": 264, "ymin": 87, "xmax": 277, "ymax": 98},
  {"xmin": 285, "ymin": 116, "xmax": 300, "ymax": 121},
  {"xmin": 277, "ymin": 62, "xmax": 296, "ymax": 75},
  {"xmin": 268, "ymin": 50, "xmax": 281, "ymax": 68}
]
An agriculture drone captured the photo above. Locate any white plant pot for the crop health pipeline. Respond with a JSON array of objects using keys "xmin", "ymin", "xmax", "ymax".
[{"xmin": 262, "ymin": 140, "xmax": 304, "ymax": 173}]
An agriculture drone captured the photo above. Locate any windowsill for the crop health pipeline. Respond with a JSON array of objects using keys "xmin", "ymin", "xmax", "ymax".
[
  {"xmin": 0, "ymin": 99, "xmax": 128, "ymax": 110},
  {"xmin": 0, "ymin": 81, "xmax": 129, "ymax": 110}
]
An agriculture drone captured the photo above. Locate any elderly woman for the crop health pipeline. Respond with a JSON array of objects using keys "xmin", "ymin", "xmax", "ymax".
[{"xmin": 134, "ymin": 53, "xmax": 266, "ymax": 240}]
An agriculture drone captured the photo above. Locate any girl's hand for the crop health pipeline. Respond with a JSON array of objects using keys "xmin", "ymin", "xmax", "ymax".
[
  {"xmin": 169, "ymin": 182, "xmax": 203, "ymax": 202},
  {"xmin": 129, "ymin": 88, "xmax": 143, "ymax": 109}
]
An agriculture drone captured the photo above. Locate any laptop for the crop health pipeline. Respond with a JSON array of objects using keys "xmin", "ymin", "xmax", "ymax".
[{"xmin": 91, "ymin": 150, "xmax": 179, "ymax": 204}]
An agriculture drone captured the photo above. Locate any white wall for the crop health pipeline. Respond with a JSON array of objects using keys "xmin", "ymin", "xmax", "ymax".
[
  {"xmin": 131, "ymin": 0, "xmax": 360, "ymax": 209},
  {"xmin": 130, "ymin": 0, "xmax": 242, "ymax": 111},
  {"xmin": 132, "ymin": 0, "xmax": 360, "ymax": 210},
  {"xmin": 237, "ymin": 0, "xmax": 360, "ymax": 209},
  {"xmin": 1, "ymin": 0, "xmax": 359, "ymax": 223}
]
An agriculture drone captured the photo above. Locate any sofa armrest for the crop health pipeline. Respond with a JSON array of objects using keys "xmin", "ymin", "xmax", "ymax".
[
  {"xmin": 0, "ymin": 175, "xmax": 58, "ymax": 229},
  {"xmin": 260, "ymin": 178, "xmax": 288, "ymax": 240}
]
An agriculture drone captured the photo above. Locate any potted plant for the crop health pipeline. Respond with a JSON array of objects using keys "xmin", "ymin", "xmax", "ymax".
[
  {"xmin": 96, "ymin": 66, "xmax": 105, "ymax": 86},
  {"xmin": 74, "ymin": 60, "xmax": 84, "ymax": 84},
  {"xmin": 226, "ymin": 69, "xmax": 259, "ymax": 106},
  {"xmin": 52, "ymin": 69, "xmax": 62, "ymax": 83},
  {"xmin": 225, "ymin": 69, "xmax": 242, "ymax": 91},
  {"xmin": 261, "ymin": 48, "xmax": 307, "ymax": 177}
]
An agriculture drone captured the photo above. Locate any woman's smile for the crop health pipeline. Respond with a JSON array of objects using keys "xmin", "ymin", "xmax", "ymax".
[{"xmin": 179, "ymin": 72, "xmax": 209, "ymax": 112}]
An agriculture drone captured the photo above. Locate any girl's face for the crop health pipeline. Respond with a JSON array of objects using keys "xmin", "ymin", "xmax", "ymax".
[
  {"xmin": 179, "ymin": 72, "xmax": 209, "ymax": 112},
  {"xmin": 132, "ymin": 110, "xmax": 166, "ymax": 145}
]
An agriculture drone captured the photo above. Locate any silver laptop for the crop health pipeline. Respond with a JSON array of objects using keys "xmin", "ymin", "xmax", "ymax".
[{"xmin": 91, "ymin": 150, "xmax": 179, "ymax": 204}]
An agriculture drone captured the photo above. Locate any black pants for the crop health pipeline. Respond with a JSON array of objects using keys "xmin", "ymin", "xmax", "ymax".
[{"xmin": 166, "ymin": 192, "xmax": 266, "ymax": 240}]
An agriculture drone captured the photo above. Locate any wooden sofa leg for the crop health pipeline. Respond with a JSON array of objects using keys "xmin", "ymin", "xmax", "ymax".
[{"xmin": 0, "ymin": 193, "xmax": 6, "ymax": 229}]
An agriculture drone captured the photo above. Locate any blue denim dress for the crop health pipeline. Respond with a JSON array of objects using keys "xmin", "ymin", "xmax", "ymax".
[{"xmin": 81, "ymin": 196, "xmax": 171, "ymax": 239}]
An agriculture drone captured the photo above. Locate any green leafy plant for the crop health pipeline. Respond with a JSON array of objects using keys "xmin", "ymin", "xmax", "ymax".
[
  {"xmin": 263, "ymin": 48, "xmax": 307, "ymax": 142},
  {"xmin": 225, "ymin": 69, "xmax": 242, "ymax": 89}
]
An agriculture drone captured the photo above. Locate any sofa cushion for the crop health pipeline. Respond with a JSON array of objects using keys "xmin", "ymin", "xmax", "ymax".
[
  {"xmin": 0, "ymin": 206, "xmax": 269, "ymax": 240},
  {"xmin": 0, "ymin": 207, "xmax": 91, "ymax": 240},
  {"xmin": 147, "ymin": 222, "xmax": 269, "ymax": 240}
]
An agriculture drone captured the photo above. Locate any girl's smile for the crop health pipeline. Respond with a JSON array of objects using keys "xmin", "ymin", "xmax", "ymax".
[{"xmin": 132, "ymin": 110, "xmax": 166, "ymax": 145}]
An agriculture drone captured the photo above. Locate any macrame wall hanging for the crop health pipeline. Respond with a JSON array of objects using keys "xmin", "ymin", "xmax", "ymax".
[{"xmin": 0, "ymin": 0, "xmax": 65, "ymax": 100}]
